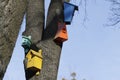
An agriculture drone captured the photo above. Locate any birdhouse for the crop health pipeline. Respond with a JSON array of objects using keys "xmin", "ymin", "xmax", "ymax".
[
  {"xmin": 22, "ymin": 36, "xmax": 32, "ymax": 53},
  {"xmin": 25, "ymin": 49, "xmax": 43, "ymax": 75},
  {"xmin": 64, "ymin": 2, "xmax": 78, "ymax": 24},
  {"xmin": 54, "ymin": 23, "xmax": 68, "ymax": 43}
]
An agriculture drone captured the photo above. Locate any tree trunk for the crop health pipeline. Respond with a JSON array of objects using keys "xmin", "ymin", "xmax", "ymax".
[
  {"xmin": 0, "ymin": 0, "xmax": 70, "ymax": 80},
  {"xmin": 24, "ymin": 0, "xmax": 64, "ymax": 80},
  {"xmin": 22, "ymin": 0, "xmax": 44, "ymax": 79},
  {"xmin": 0, "ymin": 0, "xmax": 27, "ymax": 79},
  {"xmin": 37, "ymin": 1, "xmax": 64, "ymax": 80},
  {"xmin": 22, "ymin": 0, "xmax": 44, "ymax": 43}
]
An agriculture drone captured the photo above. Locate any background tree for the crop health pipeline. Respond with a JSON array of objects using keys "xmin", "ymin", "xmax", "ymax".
[
  {"xmin": 107, "ymin": 0, "xmax": 120, "ymax": 25},
  {"xmin": 71, "ymin": 72, "xmax": 76, "ymax": 80},
  {"xmin": 61, "ymin": 72, "xmax": 77, "ymax": 80},
  {"xmin": 62, "ymin": 78, "xmax": 67, "ymax": 80}
]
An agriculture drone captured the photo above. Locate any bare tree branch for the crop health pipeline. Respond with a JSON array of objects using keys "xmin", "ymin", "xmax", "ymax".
[{"xmin": 107, "ymin": 0, "xmax": 120, "ymax": 26}]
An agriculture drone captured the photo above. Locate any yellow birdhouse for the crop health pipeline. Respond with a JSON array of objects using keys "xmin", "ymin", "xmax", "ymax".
[{"xmin": 25, "ymin": 49, "xmax": 43, "ymax": 75}]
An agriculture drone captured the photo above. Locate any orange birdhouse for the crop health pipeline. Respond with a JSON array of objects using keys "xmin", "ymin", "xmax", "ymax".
[{"xmin": 54, "ymin": 23, "xmax": 68, "ymax": 43}]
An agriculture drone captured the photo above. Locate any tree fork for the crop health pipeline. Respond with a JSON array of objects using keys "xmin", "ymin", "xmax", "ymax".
[
  {"xmin": 35, "ymin": 0, "xmax": 64, "ymax": 79},
  {"xmin": 23, "ymin": 0, "xmax": 65, "ymax": 80},
  {"xmin": 22, "ymin": 0, "xmax": 44, "ymax": 79}
]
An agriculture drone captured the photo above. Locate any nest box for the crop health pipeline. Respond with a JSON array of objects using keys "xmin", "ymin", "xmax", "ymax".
[
  {"xmin": 22, "ymin": 36, "xmax": 32, "ymax": 53},
  {"xmin": 54, "ymin": 23, "xmax": 68, "ymax": 43},
  {"xmin": 25, "ymin": 49, "xmax": 43, "ymax": 75},
  {"xmin": 64, "ymin": 2, "xmax": 78, "ymax": 24}
]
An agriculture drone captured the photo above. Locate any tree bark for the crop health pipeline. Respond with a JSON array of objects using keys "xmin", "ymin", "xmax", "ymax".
[
  {"xmin": 32, "ymin": 0, "xmax": 64, "ymax": 79},
  {"xmin": 22, "ymin": 0, "xmax": 44, "ymax": 79},
  {"xmin": 0, "ymin": 0, "xmax": 27, "ymax": 79},
  {"xmin": 24, "ymin": 0, "xmax": 64, "ymax": 80},
  {"xmin": 0, "ymin": 0, "xmax": 70, "ymax": 80},
  {"xmin": 22, "ymin": 0, "xmax": 44, "ymax": 43}
]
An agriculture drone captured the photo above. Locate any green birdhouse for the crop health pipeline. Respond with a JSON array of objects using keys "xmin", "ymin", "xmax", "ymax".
[{"xmin": 22, "ymin": 36, "xmax": 32, "ymax": 53}]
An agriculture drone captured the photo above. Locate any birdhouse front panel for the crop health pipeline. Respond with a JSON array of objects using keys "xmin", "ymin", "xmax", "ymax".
[
  {"xmin": 64, "ymin": 2, "xmax": 78, "ymax": 24},
  {"xmin": 27, "ymin": 56, "xmax": 42, "ymax": 70},
  {"xmin": 26, "ymin": 49, "xmax": 43, "ymax": 71},
  {"xmin": 54, "ymin": 23, "xmax": 68, "ymax": 42}
]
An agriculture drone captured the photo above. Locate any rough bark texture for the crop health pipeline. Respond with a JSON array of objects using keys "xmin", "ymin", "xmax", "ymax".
[
  {"xmin": 33, "ymin": 0, "xmax": 64, "ymax": 79},
  {"xmin": 0, "ymin": 0, "xmax": 69, "ymax": 80},
  {"xmin": 0, "ymin": 0, "xmax": 27, "ymax": 79},
  {"xmin": 24, "ymin": 0, "xmax": 64, "ymax": 80},
  {"xmin": 22, "ymin": 0, "xmax": 44, "ymax": 44},
  {"xmin": 22, "ymin": 0, "xmax": 44, "ymax": 79}
]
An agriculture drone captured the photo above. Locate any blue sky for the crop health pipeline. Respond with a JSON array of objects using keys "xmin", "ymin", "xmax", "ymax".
[{"xmin": 3, "ymin": 0, "xmax": 120, "ymax": 80}]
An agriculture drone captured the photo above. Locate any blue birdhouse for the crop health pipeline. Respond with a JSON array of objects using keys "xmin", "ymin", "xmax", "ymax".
[{"xmin": 64, "ymin": 2, "xmax": 78, "ymax": 25}]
